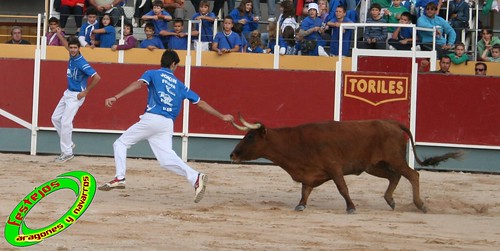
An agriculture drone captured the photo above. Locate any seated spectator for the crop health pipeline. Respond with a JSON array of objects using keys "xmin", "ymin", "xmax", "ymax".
[
  {"xmin": 164, "ymin": 19, "xmax": 188, "ymax": 50},
  {"xmin": 384, "ymin": 0, "xmax": 410, "ymax": 37},
  {"xmin": 247, "ymin": 30, "xmax": 264, "ymax": 53},
  {"xmin": 279, "ymin": 26, "xmax": 299, "ymax": 55},
  {"xmin": 298, "ymin": 3, "xmax": 327, "ymax": 56},
  {"xmin": 474, "ymin": 62, "xmax": 487, "ymax": 75},
  {"xmin": 278, "ymin": 0, "xmax": 299, "ymax": 33},
  {"xmin": 47, "ymin": 17, "xmax": 66, "ymax": 46},
  {"xmin": 415, "ymin": 0, "xmax": 443, "ymax": 18},
  {"xmin": 481, "ymin": 44, "xmax": 500, "ymax": 62},
  {"xmin": 140, "ymin": 23, "xmax": 165, "ymax": 50},
  {"xmin": 59, "ymin": 0, "xmax": 85, "ymax": 33},
  {"xmin": 264, "ymin": 21, "xmax": 277, "ymax": 54},
  {"xmin": 163, "ymin": 0, "xmax": 187, "ymax": 19},
  {"xmin": 191, "ymin": 0, "xmax": 216, "ymax": 51},
  {"xmin": 327, "ymin": 5, "xmax": 353, "ymax": 56},
  {"xmin": 112, "ymin": 22, "xmax": 137, "ymax": 51},
  {"xmin": 78, "ymin": 7, "xmax": 100, "ymax": 47},
  {"xmin": 448, "ymin": 42, "xmax": 468, "ymax": 65},
  {"xmin": 477, "ymin": 27, "xmax": 500, "ymax": 61},
  {"xmin": 6, "ymin": 26, "xmax": 31, "ymax": 44},
  {"xmin": 211, "ymin": 16, "xmax": 242, "ymax": 55},
  {"xmin": 87, "ymin": 0, "xmax": 125, "ymax": 26},
  {"xmin": 448, "ymin": 0, "xmax": 469, "ymax": 43},
  {"xmin": 92, "ymin": 14, "xmax": 116, "ymax": 48},
  {"xmin": 358, "ymin": 3, "xmax": 387, "ymax": 50},
  {"xmin": 229, "ymin": 0, "xmax": 259, "ymax": 40},
  {"xmin": 232, "ymin": 23, "xmax": 248, "ymax": 52},
  {"xmin": 431, "ymin": 55, "xmax": 451, "ymax": 73},
  {"xmin": 417, "ymin": 2, "xmax": 455, "ymax": 58},
  {"xmin": 142, "ymin": 0, "xmax": 172, "ymax": 49},
  {"xmin": 388, "ymin": 12, "xmax": 414, "ymax": 50},
  {"xmin": 133, "ymin": 0, "xmax": 153, "ymax": 27}
]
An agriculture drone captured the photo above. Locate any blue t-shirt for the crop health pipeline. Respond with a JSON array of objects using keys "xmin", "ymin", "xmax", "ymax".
[
  {"xmin": 144, "ymin": 10, "xmax": 171, "ymax": 42},
  {"xmin": 140, "ymin": 37, "xmax": 165, "ymax": 49},
  {"xmin": 79, "ymin": 21, "xmax": 99, "ymax": 45},
  {"xmin": 229, "ymin": 9, "xmax": 258, "ymax": 36},
  {"xmin": 98, "ymin": 25, "xmax": 116, "ymax": 48},
  {"xmin": 67, "ymin": 54, "xmax": 96, "ymax": 92},
  {"xmin": 139, "ymin": 68, "xmax": 200, "ymax": 120},
  {"xmin": 191, "ymin": 12, "xmax": 216, "ymax": 42},
  {"xmin": 300, "ymin": 16, "xmax": 324, "ymax": 43},
  {"xmin": 167, "ymin": 32, "xmax": 188, "ymax": 50},
  {"xmin": 213, "ymin": 31, "xmax": 242, "ymax": 50}
]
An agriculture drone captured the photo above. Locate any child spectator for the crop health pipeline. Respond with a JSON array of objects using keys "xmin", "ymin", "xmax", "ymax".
[
  {"xmin": 112, "ymin": 22, "xmax": 137, "ymax": 51},
  {"xmin": 5, "ymin": 26, "xmax": 30, "ymax": 44},
  {"xmin": 47, "ymin": 17, "xmax": 65, "ymax": 46},
  {"xmin": 92, "ymin": 13, "xmax": 116, "ymax": 48},
  {"xmin": 384, "ymin": 0, "xmax": 409, "ymax": 35},
  {"xmin": 59, "ymin": 0, "xmax": 86, "ymax": 33},
  {"xmin": 327, "ymin": 5, "xmax": 353, "ymax": 56},
  {"xmin": 278, "ymin": 0, "xmax": 299, "ymax": 33},
  {"xmin": 477, "ymin": 27, "xmax": 500, "ymax": 61},
  {"xmin": 448, "ymin": 0, "xmax": 469, "ymax": 43},
  {"xmin": 279, "ymin": 26, "xmax": 299, "ymax": 55},
  {"xmin": 247, "ymin": 30, "xmax": 264, "ymax": 53},
  {"xmin": 211, "ymin": 16, "xmax": 242, "ymax": 55},
  {"xmin": 164, "ymin": 19, "xmax": 188, "ymax": 50},
  {"xmin": 264, "ymin": 21, "xmax": 277, "ymax": 54},
  {"xmin": 191, "ymin": 0, "xmax": 216, "ymax": 51},
  {"xmin": 481, "ymin": 44, "xmax": 500, "ymax": 62},
  {"xmin": 388, "ymin": 12, "xmax": 414, "ymax": 50},
  {"xmin": 140, "ymin": 23, "xmax": 165, "ymax": 50},
  {"xmin": 142, "ymin": 0, "xmax": 172, "ymax": 48},
  {"xmin": 78, "ymin": 7, "xmax": 99, "ymax": 47},
  {"xmin": 298, "ymin": 3, "xmax": 326, "ymax": 56},
  {"xmin": 448, "ymin": 42, "xmax": 469, "ymax": 65},
  {"xmin": 359, "ymin": 3, "xmax": 387, "ymax": 50},
  {"xmin": 229, "ymin": 0, "xmax": 259, "ymax": 40},
  {"xmin": 232, "ymin": 23, "xmax": 248, "ymax": 52}
]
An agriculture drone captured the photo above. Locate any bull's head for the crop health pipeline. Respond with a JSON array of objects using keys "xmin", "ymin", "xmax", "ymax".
[{"xmin": 230, "ymin": 114, "xmax": 267, "ymax": 163}]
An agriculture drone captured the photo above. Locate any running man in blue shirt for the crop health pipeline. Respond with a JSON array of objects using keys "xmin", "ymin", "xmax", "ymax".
[
  {"xmin": 98, "ymin": 50, "xmax": 234, "ymax": 204},
  {"xmin": 52, "ymin": 28, "xmax": 101, "ymax": 163}
]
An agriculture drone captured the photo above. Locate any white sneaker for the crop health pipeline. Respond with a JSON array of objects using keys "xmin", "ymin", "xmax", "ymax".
[
  {"xmin": 54, "ymin": 154, "xmax": 74, "ymax": 163},
  {"xmin": 131, "ymin": 18, "xmax": 138, "ymax": 28},
  {"xmin": 194, "ymin": 173, "xmax": 208, "ymax": 203},
  {"xmin": 98, "ymin": 178, "xmax": 126, "ymax": 191},
  {"xmin": 389, "ymin": 45, "xmax": 396, "ymax": 50},
  {"xmin": 416, "ymin": 45, "xmax": 421, "ymax": 51},
  {"xmin": 267, "ymin": 17, "xmax": 276, "ymax": 22}
]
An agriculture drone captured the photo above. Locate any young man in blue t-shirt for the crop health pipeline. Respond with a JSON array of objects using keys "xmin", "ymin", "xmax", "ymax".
[
  {"xmin": 98, "ymin": 50, "xmax": 234, "ymax": 204},
  {"xmin": 52, "ymin": 29, "xmax": 101, "ymax": 163}
]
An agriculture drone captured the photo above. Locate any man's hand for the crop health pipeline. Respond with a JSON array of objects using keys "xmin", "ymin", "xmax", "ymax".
[{"xmin": 77, "ymin": 90, "xmax": 88, "ymax": 100}]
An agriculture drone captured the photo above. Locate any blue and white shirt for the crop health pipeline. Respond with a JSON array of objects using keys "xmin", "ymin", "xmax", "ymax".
[
  {"xmin": 67, "ymin": 54, "xmax": 97, "ymax": 92},
  {"xmin": 139, "ymin": 68, "xmax": 200, "ymax": 120},
  {"xmin": 191, "ymin": 12, "xmax": 216, "ymax": 42}
]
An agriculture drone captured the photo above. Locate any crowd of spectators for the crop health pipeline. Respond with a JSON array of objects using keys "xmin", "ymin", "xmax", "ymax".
[{"xmin": 4, "ymin": 0, "xmax": 499, "ymax": 69}]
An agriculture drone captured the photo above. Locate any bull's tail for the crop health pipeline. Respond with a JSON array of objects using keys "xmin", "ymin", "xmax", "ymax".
[{"xmin": 399, "ymin": 124, "xmax": 464, "ymax": 167}]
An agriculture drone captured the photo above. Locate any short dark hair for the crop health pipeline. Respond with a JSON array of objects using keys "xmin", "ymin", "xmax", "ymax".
[
  {"xmin": 370, "ymin": 3, "xmax": 381, "ymax": 11},
  {"xmin": 161, "ymin": 50, "xmax": 180, "ymax": 68},
  {"xmin": 124, "ymin": 22, "xmax": 133, "ymax": 34},
  {"xmin": 492, "ymin": 44, "xmax": 500, "ymax": 51},
  {"xmin": 144, "ymin": 22, "xmax": 155, "ymax": 31},
  {"xmin": 49, "ymin": 17, "xmax": 59, "ymax": 24},
  {"xmin": 475, "ymin": 62, "xmax": 487, "ymax": 71},
  {"xmin": 68, "ymin": 37, "xmax": 81, "ymax": 47},
  {"xmin": 173, "ymin": 18, "xmax": 183, "ymax": 25},
  {"xmin": 441, "ymin": 55, "xmax": 451, "ymax": 61},
  {"xmin": 153, "ymin": 0, "xmax": 164, "ymax": 7}
]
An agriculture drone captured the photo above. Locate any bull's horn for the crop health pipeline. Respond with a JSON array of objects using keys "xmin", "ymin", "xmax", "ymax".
[
  {"xmin": 239, "ymin": 114, "xmax": 261, "ymax": 129},
  {"xmin": 231, "ymin": 121, "xmax": 248, "ymax": 131}
]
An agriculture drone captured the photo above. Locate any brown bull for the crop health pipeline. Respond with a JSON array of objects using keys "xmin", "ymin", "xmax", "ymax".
[{"xmin": 230, "ymin": 115, "xmax": 463, "ymax": 214}]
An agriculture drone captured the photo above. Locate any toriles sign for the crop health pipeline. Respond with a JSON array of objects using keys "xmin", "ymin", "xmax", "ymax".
[
  {"xmin": 344, "ymin": 74, "xmax": 409, "ymax": 106},
  {"xmin": 4, "ymin": 171, "xmax": 96, "ymax": 247}
]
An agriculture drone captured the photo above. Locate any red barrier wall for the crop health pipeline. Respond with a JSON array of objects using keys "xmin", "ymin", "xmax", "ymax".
[{"xmin": 1, "ymin": 58, "xmax": 499, "ymax": 146}]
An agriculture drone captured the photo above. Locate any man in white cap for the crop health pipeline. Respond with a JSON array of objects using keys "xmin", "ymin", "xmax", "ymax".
[{"xmin": 298, "ymin": 3, "xmax": 327, "ymax": 56}]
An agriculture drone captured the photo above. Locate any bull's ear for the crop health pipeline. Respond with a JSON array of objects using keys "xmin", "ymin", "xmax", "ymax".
[{"xmin": 257, "ymin": 124, "xmax": 267, "ymax": 136}]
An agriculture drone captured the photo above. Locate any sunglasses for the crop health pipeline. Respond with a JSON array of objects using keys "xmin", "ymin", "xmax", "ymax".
[
  {"xmin": 426, "ymin": 7, "xmax": 437, "ymax": 10},
  {"xmin": 475, "ymin": 68, "xmax": 485, "ymax": 72}
]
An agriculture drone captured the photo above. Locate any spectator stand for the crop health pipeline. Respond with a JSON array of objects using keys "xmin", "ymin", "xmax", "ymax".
[{"xmin": 335, "ymin": 22, "xmax": 439, "ymax": 167}]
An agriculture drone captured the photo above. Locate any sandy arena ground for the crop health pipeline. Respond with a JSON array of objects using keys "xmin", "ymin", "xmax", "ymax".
[{"xmin": 0, "ymin": 152, "xmax": 499, "ymax": 250}]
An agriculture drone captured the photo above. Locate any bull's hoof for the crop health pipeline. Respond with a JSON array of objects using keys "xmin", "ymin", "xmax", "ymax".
[
  {"xmin": 294, "ymin": 205, "xmax": 306, "ymax": 211},
  {"xmin": 346, "ymin": 208, "xmax": 356, "ymax": 214},
  {"xmin": 389, "ymin": 201, "xmax": 396, "ymax": 210}
]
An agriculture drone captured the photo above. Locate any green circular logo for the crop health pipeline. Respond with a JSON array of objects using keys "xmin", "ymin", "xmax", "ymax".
[{"xmin": 4, "ymin": 171, "xmax": 96, "ymax": 247}]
